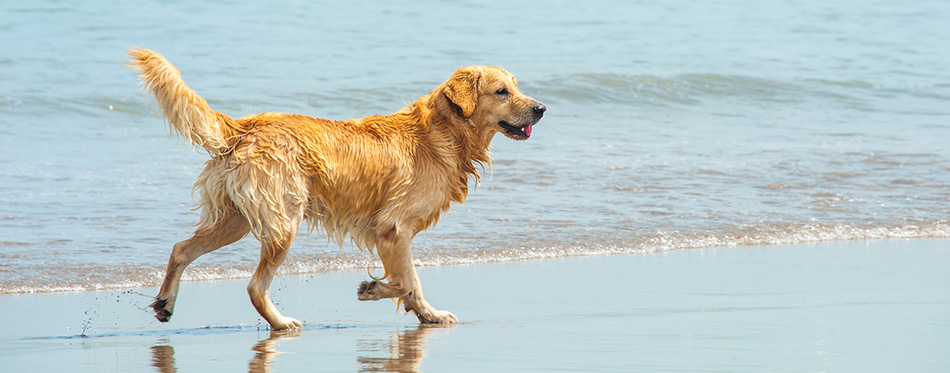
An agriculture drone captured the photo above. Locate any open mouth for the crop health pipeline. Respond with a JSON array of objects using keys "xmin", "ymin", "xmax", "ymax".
[{"xmin": 498, "ymin": 121, "xmax": 532, "ymax": 139}]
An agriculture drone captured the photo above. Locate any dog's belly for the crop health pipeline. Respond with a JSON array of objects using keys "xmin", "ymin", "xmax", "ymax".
[
  {"xmin": 304, "ymin": 197, "xmax": 376, "ymax": 249},
  {"xmin": 303, "ymin": 177, "xmax": 452, "ymax": 251}
]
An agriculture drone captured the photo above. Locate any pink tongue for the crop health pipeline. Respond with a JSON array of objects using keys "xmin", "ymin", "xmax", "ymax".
[{"xmin": 524, "ymin": 125, "xmax": 532, "ymax": 137}]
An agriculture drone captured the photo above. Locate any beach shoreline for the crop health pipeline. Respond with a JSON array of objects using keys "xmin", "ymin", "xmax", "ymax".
[
  {"xmin": 3, "ymin": 1, "xmax": 949, "ymax": 371},
  {"xmin": 2, "ymin": 238, "xmax": 948, "ymax": 372}
]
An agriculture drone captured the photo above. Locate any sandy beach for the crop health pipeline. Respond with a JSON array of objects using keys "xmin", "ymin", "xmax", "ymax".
[{"xmin": 1, "ymin": 239, "xmax": 947, "ymax": 372}]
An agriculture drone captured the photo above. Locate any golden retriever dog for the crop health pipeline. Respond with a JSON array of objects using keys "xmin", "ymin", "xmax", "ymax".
[{"xmin": 127, "ymin": 48, "xmax": 545, "ymax": 330}]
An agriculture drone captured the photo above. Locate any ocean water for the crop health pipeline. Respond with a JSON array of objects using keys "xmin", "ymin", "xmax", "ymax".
[{"xmin": 1, "ymin": 0, "xmax": 949, "ymax": 294}]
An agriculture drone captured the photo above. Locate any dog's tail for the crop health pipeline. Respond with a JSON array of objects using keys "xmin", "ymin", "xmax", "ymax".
[{"xmin": 127, "ymin": 48, "xmax": 241, "ymax": 155}]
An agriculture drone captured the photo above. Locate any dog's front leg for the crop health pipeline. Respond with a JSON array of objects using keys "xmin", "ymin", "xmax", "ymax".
[
  {"xmin": 358, "ymin": 226, "xmax": 457, "ymax": 324},
  {"xmin": 401, "ymin": 286, "xmax": 458, "ymax": 324}
]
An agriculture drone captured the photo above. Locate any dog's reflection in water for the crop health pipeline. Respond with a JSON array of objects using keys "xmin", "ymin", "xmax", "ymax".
[
  {"xmin": 357, "ymin": 324, "xmax": 455, "ymax": 373},
  {"xmin": 150, "ymin": 339, "xmax": 177, "ymax": 373},
  {"xmin": 148, "ymin": 331, "xmax": 301, "ymax": 373},
  {"xmin": 248, "ymin": 329, "xmax": 302, "ymax": 372},
  {"xmin": 149, "ymin": 325, "xmax": 452, "ymax": 373}
]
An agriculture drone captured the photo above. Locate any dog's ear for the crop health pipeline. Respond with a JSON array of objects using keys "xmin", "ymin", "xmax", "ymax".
[{"xmin": 443, "ymin": 68, "xmax": 480, "ymax": 118}]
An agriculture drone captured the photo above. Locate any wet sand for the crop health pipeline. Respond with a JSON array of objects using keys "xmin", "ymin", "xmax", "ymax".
[{"xmin": 2, "ymin": 239, "xmax": 949, "ymax": 372}]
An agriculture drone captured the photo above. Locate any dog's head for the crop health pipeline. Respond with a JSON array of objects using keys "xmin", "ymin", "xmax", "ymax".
[{"xmin": 440, "ymin": 66, "xmax": 545, "ymax": 141}]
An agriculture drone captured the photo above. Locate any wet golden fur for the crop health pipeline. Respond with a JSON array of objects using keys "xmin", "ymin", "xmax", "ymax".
[{"xmin": 128, "ymin": 48, "xmax": 544, "ymax": 330}]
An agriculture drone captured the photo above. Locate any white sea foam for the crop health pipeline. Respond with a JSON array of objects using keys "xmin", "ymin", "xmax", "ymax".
[{"xmin": 5, "ymin": 220, "xmax": 947, "ymax": 295}]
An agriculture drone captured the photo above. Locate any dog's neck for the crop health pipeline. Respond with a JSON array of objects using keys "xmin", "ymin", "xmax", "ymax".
[{"xmin": 396, "ymin": 93, "xmax": 494, "ymax": 204}]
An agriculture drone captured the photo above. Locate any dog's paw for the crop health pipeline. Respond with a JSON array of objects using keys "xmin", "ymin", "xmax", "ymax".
[
  {"xmin": 270, "ymin": 316, "xmax": 302, "ymax": 331},
  {"xmin": 417, "ymin": 309, "xmax": 458, "ymax": 324},
  {"xmin": 150, "ymin": 298, "xmax": 172, "ymax": 322},
  {"xmin": 357, "ymin": 280, "xmax": 380, "ymax": 301}
]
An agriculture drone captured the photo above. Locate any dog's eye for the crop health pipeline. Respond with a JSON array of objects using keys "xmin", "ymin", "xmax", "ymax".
[{"xmin": 495, "ymin": 88, "xmax": 509, "ymax": 96}]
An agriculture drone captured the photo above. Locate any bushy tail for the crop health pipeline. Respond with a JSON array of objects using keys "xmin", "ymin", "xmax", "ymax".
[{"xmin": 127, "ymin": 48, "xmax": 241, "ymax": 155}]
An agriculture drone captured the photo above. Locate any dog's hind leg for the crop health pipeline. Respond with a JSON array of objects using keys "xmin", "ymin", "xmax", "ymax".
[
  {"xmin": 152, "ymin": 210, "xmax": 250, "ymax": 322},
  {"xmin": 247, "ymin": 232, "xmax": 302, "ymax": 331},
  {"xmin": 228, "ymin": 160, "xmax": 308, "ymax": 330},
  {"xmin": 357, "ymin": 226, "xmax": 457, "ymax": 324}
]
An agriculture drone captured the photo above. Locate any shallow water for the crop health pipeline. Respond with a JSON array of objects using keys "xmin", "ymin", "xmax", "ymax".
[
  {"xmin": 1, "ymin": 1, "xmax": 949, "ymax": 293},
  {"xmin": 3, "ymin": 240, "xmax": 949, "ymax": 371}
]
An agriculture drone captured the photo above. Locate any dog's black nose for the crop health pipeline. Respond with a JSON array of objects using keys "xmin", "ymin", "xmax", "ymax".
[{"xmin": 533, "ymin": 103, "xmax": 546, "ymax": 118}]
